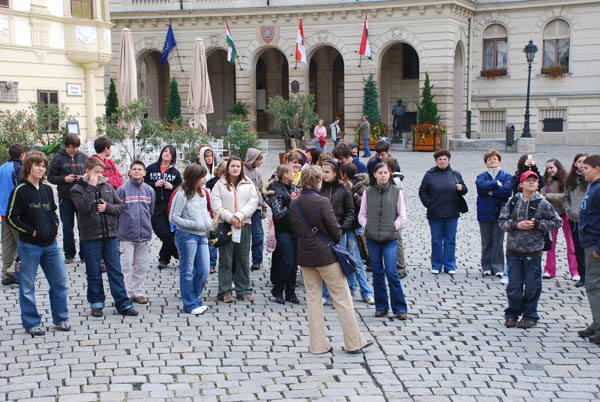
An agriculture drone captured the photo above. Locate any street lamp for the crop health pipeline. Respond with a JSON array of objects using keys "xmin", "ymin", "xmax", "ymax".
[{"xmin": 522, "ymin": 40, "xmax": 538, "ymax": 138}]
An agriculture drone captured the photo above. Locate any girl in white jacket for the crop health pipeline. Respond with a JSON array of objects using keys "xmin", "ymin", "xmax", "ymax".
[
  {"xmin": 169, "ymin": 164, "xmax": 213, "ymax": 315},
  {"xmin": 211, "ymin": 156, "xmax": 259, "ymax": 303}
]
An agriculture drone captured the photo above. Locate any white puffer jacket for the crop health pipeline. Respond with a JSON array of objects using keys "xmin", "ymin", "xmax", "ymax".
[{"xmin": 211, "ymin": 176, "xmax": 259, "ymax": 225}]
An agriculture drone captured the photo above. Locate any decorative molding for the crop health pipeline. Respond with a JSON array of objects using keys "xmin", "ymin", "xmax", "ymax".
[
  {"xmin": 418, "ymin": 6, "xmax": 425, "ymax": 15},
  {"xmin": 74, "ymin": 25, "xmax": 97, "ymax": 48},
  {"xmin": 474, "ymin": 13, "xmax": 515, "ymax": 38},
  {"xmin": 242, "ymin": 35, "xmax": 295, "ymax": 72},
  {"xmin": 401, "ymin": 7, "xmax": 409, "ymax": 16},
  {"xmin": 208, "ymin": 33, "xmax": 221, "ymax": 49},
  {"xmin": 0, "ymin": 16, "xmax": 8, "ymax": 34},
  {"xmin": 371, "ymin": 26, "xmax": 428, "ymax": 68},
  {"xmin": 386, "ymin": 8, "xmax": 393, "ymax": 18},
  {"xmin": 305, "ymin": 30, "xmax": 352, "ymax": 63},
  {"xmin": 103, "ymin": 29, "xmax": 111, "ymax": 48}
]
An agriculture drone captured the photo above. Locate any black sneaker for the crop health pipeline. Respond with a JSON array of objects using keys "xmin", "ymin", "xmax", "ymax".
[
  {"xmin": 578, "ymin": 327, "xmax": 595, "ymax": 338},
  {"xmin": 158, "ymin": 260, "xmax": 169, "ymax": 270},
  {"xmin": 517, "ymin": 317, "xmax": 537, "ymax": 329},
  {"xmin": 1, "ymin": 275, "xmax": 16, "ymax": 286},
  {"xmin": 589, "ymin": 334, "xmax": 600, "ymax": 345},
  {"xmin": 25, "ymin": 326, "xmax": 45, "ymax": 336},
  {"xmin": 55, "ymin": 321, "xmax": 71, "ymax": 331},
  {"xmin": 251, "ymin": 263, "xmax": 261, "ymax": 271},
  {"xmin": 505, "ymin": 317, "xmax": 517, "ymax": 328},
  {"xmin": 575, "ymin": 280, "xmax": 585, "ymax": 288},
  {"xmin": 91, "ymin": 308, "xmax": 103, "ymax": 318},
  {"xmin": 272, "ymin": 296, "xmax": 285, "ymax": 305},
  {"xmin": 118, "ymin": 307, "xmax": 139, "ymax": 317},
  {"xmin": 285, "ymin": 295, "xmax": 300, "ymax": 304}
]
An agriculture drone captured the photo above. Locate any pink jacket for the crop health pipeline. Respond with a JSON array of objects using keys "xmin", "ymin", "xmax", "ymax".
[{"xmin": 314, "ymin": 125, "xmax": 327, "ymax": 140}]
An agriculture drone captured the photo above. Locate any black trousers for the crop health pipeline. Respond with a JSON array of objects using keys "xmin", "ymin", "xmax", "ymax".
[
  {"xmin": 270, "ymin": 232, "xmax": 298, "ymax": 298},
  {"xmin": 570, "ymin": 220, "xmax": 586, "ymax": 282}
]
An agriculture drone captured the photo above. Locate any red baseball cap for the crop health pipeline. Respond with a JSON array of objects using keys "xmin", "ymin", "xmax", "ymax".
[{"xmin": 520, "ymin": 170, "xmax": 539, "ymax": 183}]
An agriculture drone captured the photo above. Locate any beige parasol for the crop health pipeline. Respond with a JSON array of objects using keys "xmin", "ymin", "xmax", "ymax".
[
  {"xmin": 116, "ymin": 28, "xmax": 141, "ymax": 133},
  {"xmin": 188, "ymin": 38, "xmax": 213, "ymax": 133}
]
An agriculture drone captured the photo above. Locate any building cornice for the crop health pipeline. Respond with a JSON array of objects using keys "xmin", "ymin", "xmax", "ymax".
[{"xmin": 473, "ymin": 0, "xmax": 600, "ymax": 12}]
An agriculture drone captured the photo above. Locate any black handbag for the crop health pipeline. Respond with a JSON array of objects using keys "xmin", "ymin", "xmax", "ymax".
[
  {"xmin": 452, "ymin": 170, "xmax": 469, "ymax": 214},
  {"xmin": 294, "ymin": 200, "xmax": 358, "ymax": 277},
  {"xmin": 208, "ymin": 208, "xmax": 232, "ymax": 248}
]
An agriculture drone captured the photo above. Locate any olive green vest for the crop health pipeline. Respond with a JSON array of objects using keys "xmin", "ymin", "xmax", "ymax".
[{"xmin": 365, "ymin": 183, "xmax": 400, "ymax": 242}]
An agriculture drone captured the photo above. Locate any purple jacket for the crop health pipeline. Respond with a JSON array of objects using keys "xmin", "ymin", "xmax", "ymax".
[{"xmin": 116, "ymin": 178, "xmax": 155, "ymax": 242}]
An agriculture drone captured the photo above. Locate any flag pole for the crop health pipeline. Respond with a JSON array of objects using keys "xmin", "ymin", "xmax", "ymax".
[
  {"xmin": 236, "ymin": 54, "xmax": 243, "ymax": 71},
  {"xmin": 175, "ymin": 45, "xmax": 184, "ymax": 72},
  {"xmin": 359, "ymin": 54, "xmax": 362, "ymax": 68}
]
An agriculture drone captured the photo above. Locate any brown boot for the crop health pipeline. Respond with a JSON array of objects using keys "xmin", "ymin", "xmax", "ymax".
[
  {"xmin": 240, "ymin": 294, "xmax": 254, "ymax": 302},
  {"xmin": 221, "ymin": 292, "xmax": 234, "ymax": 303}
]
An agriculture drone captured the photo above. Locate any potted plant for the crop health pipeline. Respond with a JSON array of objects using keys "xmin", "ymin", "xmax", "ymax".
[
  {"xmin": 541, "ymin": 64, "xmax": 568, "ymax": 79},
  {"xmin": 480, "ymin": 68, "xmax": 508, "ymax": 79},
  {"xmin": 222, "ymin": 119, "xmax": 261, "ymax": 159},
  {"xmin": 413, "ymin": 73, "xmax": 445, "ymax": 151}
]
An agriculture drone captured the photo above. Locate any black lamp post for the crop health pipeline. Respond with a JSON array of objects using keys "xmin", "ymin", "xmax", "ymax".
[{"xmin": 522, "ymin": 40, "xmax": 538, "ymax": 138}]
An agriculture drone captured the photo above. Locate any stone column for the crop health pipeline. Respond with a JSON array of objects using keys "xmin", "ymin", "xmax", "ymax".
[{"xmin": 84, "ymin": 63, "xmax": 99, "ymax": 142}]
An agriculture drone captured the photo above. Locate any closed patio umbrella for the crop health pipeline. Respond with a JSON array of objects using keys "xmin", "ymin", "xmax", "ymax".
[
  {"xmin": 116, "ymin": 28, "xmax": 141, "ymax": 134},
  {"xmin": 188, "ymin": 38, "xmax": 213, "ymax": 133}
]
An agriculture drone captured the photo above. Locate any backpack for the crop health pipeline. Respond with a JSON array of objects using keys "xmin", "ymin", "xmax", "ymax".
[{"xmin": 507, "ymin": 195, "xmax": 552, "ymax": 251}]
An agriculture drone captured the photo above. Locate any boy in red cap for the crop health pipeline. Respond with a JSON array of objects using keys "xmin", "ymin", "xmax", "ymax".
[{"xmin": 498, "ymin": 170, "xmax": 562, "ymax": 329}]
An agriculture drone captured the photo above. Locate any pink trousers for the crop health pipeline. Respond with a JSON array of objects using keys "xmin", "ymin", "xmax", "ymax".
[{"xmin": 544, "ymin": 214, "xmax": 579, "ymax": 277}]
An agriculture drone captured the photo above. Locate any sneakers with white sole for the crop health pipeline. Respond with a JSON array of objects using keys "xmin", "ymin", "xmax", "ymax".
[
  {"xmin": 542, "ymin": 272, "xmax": 552, "ymax": 279},
  {"xmin": 191, "ymin": 305, "xmax": 208, "ymax": 315},
  {"xmin": 572, "ymin": 274, "xmax": 581, "ymax": 282}
]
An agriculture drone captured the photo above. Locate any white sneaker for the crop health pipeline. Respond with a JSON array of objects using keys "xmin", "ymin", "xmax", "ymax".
[
  {"xmin": 363, "ymin": 296, "xmax": 375, "ymax": 305},
  {"xmin": 432, "ymin": 268, "xmax": 441, "ymax": 274},
  {"xmin": 501, "ymin": 276, "xmax": 509, "ymax": 285},
  {"xmin": 322, "ymin": 297, "xmax": 330, "ymax": 305},
  {"xmin": 495, "ymin": 272, "xmax": 503, "ymax": 278},
  {"xmin": 191, "ymin": 305, "xmax": 208, "ymax": 315},
  {"xmin": 542, "ymin": 272, "xmax": 552, "ymax": 279},
  {"xmin": 572, "ymin": 274, "xmax": 581, "ymax": 282},
  {"xmin": 483, "ymin": 270, "xmax": 492, "ymax": 276}
]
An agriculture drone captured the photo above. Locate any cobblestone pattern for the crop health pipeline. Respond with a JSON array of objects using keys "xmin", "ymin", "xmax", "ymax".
[{"xmin": 1, "ymin": 146, "xmax": 600, "ymax": 402}]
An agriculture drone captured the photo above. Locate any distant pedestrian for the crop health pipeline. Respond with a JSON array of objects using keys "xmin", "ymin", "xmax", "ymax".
[
  {"xmin": 8, "ymin": 151, "xmax": 70, "ymax": 336},
  {"xmin": 47, "ymin": 134, "xmax": 87, "ymax": 264},
  {"xmin": 290, "ymin": 165, "xmax": 373, "ymax": 354},
  {"xmin": 116, "ymin": 161, "xmax": 155, "ymax": 305},
  {"xmin": 475, "ymin": 149, "xmax": 512, "ymax": 278},
  {"xmin": 418, "ymin": 150, "xmax": 468, "ymax": 275},
  {"xmin": 577, "ymin": 154, "xmax": 600, "ymax": 343},
  {"xmin": 564, "ymin": 153, "xmax": 589, "ymax": 288},
  {"xmin": 144, "ymin": 145, "xmax": 182, "ymax": 269},
  {"xmin": 0, "ymin": 143, "xmax": 24, "ymax": 285},
  {"xmin": 499, "ymin": 170, "xmax": 561, "ymax": 329},
  {"xmin": 71, "ymin": 157, "xmax": 138, "ymax": 318},
  {"xmin": 243, "ymin": 148, "xmax": 267, "ymax": 271},
  {"xmin": 330, "ymin": 117, "xmax": 342, "ymax": 149},
  {"xmin": 169, "ymin": 164, "xmax": 213, "ymax": 315},
  {"xmin": 92, "ymin": 136, "xmax": 123, "ymax": 190},
  {"xmin": 212, "ymin": 156, "xmax": 259, "ymax": 303},
  {"xmin": 359, "ymin": 162, "xmax": 408, "ymax": 319},
  {"xmin": 541, "ymin": 158, "xmax": 579, "ymax": 281},
  {"xmin": 314, "ymin": 119, "xmax": 327, "ymax": 150},
  {"xmin": 359, "ymin": 115, "xmax": 371, "ymax": 157}
]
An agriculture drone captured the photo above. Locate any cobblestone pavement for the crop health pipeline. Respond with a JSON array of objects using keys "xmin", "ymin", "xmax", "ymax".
[{"xmin": 1, "ymin": 145, "xmax": 600, "ymax": 402}]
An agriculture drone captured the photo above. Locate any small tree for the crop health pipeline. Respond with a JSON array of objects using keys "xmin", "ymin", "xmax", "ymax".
[
  {"xmin": 227, "ymin": 101, "xmax": 249, "ymax": 120},
  {"xmin": 105, "ymin": 78, "xmax": 119, "ymax": 122},
  {"xmin": 222, "ymin": 120, "xmax": 261, "ymax": 159},
  {"xmin": 266, "ymin": 94, "xmax": 318, "ymax": 151},
  {"xmin": 166, "ymin": 78, "xmax": 182, "ymax": 122},
  {"xmin": 417, "ymin": 73, "xmax": 440, "ymax": 124},
  {"xmin": 362, "ymin": 74, "xmax": 381, "ymax": 124}
]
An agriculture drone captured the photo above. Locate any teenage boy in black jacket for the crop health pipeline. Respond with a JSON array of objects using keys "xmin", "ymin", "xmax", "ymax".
[{"xmin": 7, "ymin": 151, "xmax": 70, "ymax": 336}]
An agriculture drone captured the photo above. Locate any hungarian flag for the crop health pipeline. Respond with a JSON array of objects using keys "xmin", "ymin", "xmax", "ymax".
[
  {"xmin": 359, "ymin": 11, "xmax": 371, "ymax": 59},
  {"xmin": 295, "ymin": 19, "xmax": 307, "ymax": 64},
  {"xmin": 225, "ymin": 20, "xmax": 236, "ymax": 64}
]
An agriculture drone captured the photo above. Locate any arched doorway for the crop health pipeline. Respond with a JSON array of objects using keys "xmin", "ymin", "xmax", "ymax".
[
  {"xmin": 137, "ymin": 51, "xmax": 169, "ymax": 119},
  {"xmin": 255, "ymin": 48, "xmax": 289, "ymax": 134},
  {"xmin": 207, "ymin": 49, "xmax": 236, "ymax": 136},
  {"xmin": 380, "ymin": 43, "xmax": 419, "ymax": 141},
  {"xmin": 453, "ymin": 44, "xmax": 465, "ymax": 138},
  {"xmin": 308, "ymin": 47, "xmax": 344, "ymax": 129}
]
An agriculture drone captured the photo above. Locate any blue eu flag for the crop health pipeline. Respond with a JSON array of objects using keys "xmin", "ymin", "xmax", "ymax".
[{"xmin": 159, "ymin": 24, "xmax": 176, "ymax": 66}]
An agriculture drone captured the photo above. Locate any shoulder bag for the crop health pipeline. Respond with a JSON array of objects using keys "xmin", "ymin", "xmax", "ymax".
[
  {"xmin": 294, "ymin": 199, "xmax": 358, "ymax": 276},
  {"xmin": 452, "ymin": 169, "xmax": 469, "ymax": 214},
  {"xmin": 208, "ymin": 208, "xmax": 232, "ymax": 247}
]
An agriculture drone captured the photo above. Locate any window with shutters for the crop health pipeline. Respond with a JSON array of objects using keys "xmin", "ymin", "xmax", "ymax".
[
  {"xmin": 480, "ymin": 110, "xmax": 506, "ymax": 133},
  {"xmin": 37, "ymin": 90, "xmax": 59, "ymax": 131},
  {"xmin": 540, "ymin": 109, "xmax": 566, "ymax": 132},
  {"xmin": 71, "ymin": 0, "xmax": 93, "ymax": 19},
  {"xmin": 482, "ymin": 24, "xmax": 508, "ymax": 72},
  {"xmin": 543, "ymin": 19, "xmax": 570, "ymax": 72}
]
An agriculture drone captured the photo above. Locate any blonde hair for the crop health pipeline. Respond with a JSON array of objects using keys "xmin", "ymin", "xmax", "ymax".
[{"xmin": 301, "ymin": 165, "xmax": 323, "ymax": 191}]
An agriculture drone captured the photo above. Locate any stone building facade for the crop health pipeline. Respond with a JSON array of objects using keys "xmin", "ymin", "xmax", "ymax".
[
  {"xmin": 0, "ymin": 0, "xmax": 113, "ymax": 142},
  {"xmin": 107, "ymin": 0, "xmax": 600, "ymax": 145}
]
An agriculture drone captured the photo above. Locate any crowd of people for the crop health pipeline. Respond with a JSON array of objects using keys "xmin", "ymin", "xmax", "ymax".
[{"xmin": 1, "ymin": 133, "xmax": 600, "ymax": 350}]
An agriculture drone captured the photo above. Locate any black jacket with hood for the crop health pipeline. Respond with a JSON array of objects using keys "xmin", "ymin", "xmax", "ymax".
[
  {"xmin": 48, "ymin": 148, "xmax": 88, "ymax": 200},
  {"xmin": 144, "ymin": 146, "xmax": 183, "ymax": 205}
]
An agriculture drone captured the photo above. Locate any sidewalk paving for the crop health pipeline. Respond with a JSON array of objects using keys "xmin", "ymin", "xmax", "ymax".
[{"xmin": 1, "ymin": 145, "xmax": 600, "ymax": 401}]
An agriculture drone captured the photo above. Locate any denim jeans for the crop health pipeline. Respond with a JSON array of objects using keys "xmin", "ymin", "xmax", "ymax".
[
  {"xmin": 58, "ymin": 198, "xmax": 79, "ymax": 260},
  {"xmin": 18, "ymin": 241, "xmax": 69, "ymax": 329},
  {"xmin": 362, "ymin": 138, "xmax": 371, "ymax": 155},
  {"xmin": 322, "ymin": 233, "xmax": 357, "ymax": 300},
  {"xmin": 505, "ymin": 253, "xmax": 542, "ymax": 321},
  {"xmin": 366, "ymin": 239, "xmax": 408, "ymax": 314},
  {"xmin": 250, "ymin": 210, "xmax": 264, "ymax": 265},
  {"xmin": 81, "ymin": 237, "xmax": 132, "ymax": 311},
  {"xmin": 175, "ymin": 230, "xmax": 210, "ymax": 312},
  {"xmin": 209, "ymin": 243, "xmax": 218, "ymax": 269},
  {"xmin": 428, "ymin": 217, "xmax": 459, "ymax": 272},
  {"xmin": 346, "ymin": 229, "xmax": 373, "ymax": 299},
  {"xmin": 314, "ymin": 139, "xmax": 324, "ymax": 150},
  {"xmin": 270, "ymin": 232, "xmax": 298, "ymax": 298}
]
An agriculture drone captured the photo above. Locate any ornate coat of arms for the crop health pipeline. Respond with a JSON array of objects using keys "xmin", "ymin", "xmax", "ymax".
[{"xmin": 260, "ymin": 26, "xmax": 275, "ymax": 44}]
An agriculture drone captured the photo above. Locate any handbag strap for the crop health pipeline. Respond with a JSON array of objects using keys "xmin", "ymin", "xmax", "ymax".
[
  {"xmin": 211, "ymin": 208, "xmax": 225, "ymax": 230},
  {"xmin": 294, "ymin": 199, "xmax": 333, "ymax": 247}
]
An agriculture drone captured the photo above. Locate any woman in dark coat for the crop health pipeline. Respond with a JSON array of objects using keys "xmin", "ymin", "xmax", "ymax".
[
  {"xmin": 418, "ymin": 149, "xmax": 468, "ymax": 275},
  {"xmin": 510, "ymin": 154, "xmax": 545, "ymax": 194},
  {"xmin": 290, "ymin": 165, "xmax": 372, "ymax": 355}
]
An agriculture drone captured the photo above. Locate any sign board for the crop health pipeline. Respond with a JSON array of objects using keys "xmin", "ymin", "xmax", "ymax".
[{"xmin": 66, "ymin": 83, "xmax": 82, "ymax": 97}]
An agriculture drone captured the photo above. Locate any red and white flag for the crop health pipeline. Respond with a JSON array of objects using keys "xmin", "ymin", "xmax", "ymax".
[
  {"xmin": 359, "ymin": 11, "xmax": 371, "ymax": 59},
  {"xmin": 295, "ymin": 19, "xmax": 307, "ymax": 64}
]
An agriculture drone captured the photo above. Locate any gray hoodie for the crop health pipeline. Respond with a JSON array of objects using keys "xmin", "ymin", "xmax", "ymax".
[
  {"xmin": 243, "ymin": 148, "xmax": 267, "ymax": 213},
  {"xmin": 498, "ymin": 192, "xmax": 562, "ymax": 256},
  {"xmin": 168, "ymin": 189, "xmax": 213, "ymax": 236}
]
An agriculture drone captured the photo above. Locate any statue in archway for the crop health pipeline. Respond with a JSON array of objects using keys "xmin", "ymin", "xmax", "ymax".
[{"xmin": 392, "ymin": 98, "xmax": 406, "ymax": 139}]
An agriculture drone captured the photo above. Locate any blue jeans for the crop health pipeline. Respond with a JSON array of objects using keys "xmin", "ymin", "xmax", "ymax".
[
  {"xmin": 250, "ymin": 210, "xmax": 264, "ymax": 265},
  {"xmin": 347, "ymin": 229, "xmax": 373, "ymax": 298},
  {"xmin": 362, "ymin": 138, "xmax": 371, "ymax": 155},
  {"xmin": 81, "ymin": 238, "xmax": 132, "ymax": 311},
  {"xmin": 209, "ymin": 244, "xmax": 218, "ymax": 269},
  {"xmin": 323, "ymin": 233, "xmax": 357, "ymax": 299},
  {"xmin": 58, "ymin": 198, "xmax": 79, "ymax": 260},
  {"xmin": 428, "ymin": 217, "xmax": 459, "ymax": 272},
  {"xmin": 366, "ymin": 239, "xmax": 408, "ymax": 314},
  {"xmin": 18, "ymin": 241, "xmax": 69, "ymax": 329},
  {"xmin": 175, "ymin": 230, "xmax": 210, "ymax": 312},
  {"xmin": 315, "ymin": 139, "xmax": 324, "ymax": 150},
  {"xmin": 505, "ymin": 253, "xmax": 542, "ymax": 321}
]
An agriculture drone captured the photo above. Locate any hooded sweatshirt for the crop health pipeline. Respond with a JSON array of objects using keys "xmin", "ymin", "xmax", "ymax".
[
  {"xmin": 47, "ymin": 148, "xmax": 88, "ymax": 200},
  {"xmin": 70, "ymin": 174, "xmax": 126, "ymax": 241},
  {"xmin": 197, "ymin": 146, "xmax": 219, "ymax": 181},
  {"xmin": 243, "ymin": 148, "xmax": 267, "ymax": 214},
  {"xmin": 144, "ymin": 146, "xmax": 183, "ymax": 205},
  {"xmin": 116, "ymin": 178, "xmax": 155, "ymax": 242},
  {"xmin": 92, "ymin": 154, "xmax": 123, "ymax": 190},
  {"xmin": 579, "ymin": 178, "xmax": 600, "ymax": 254}
]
